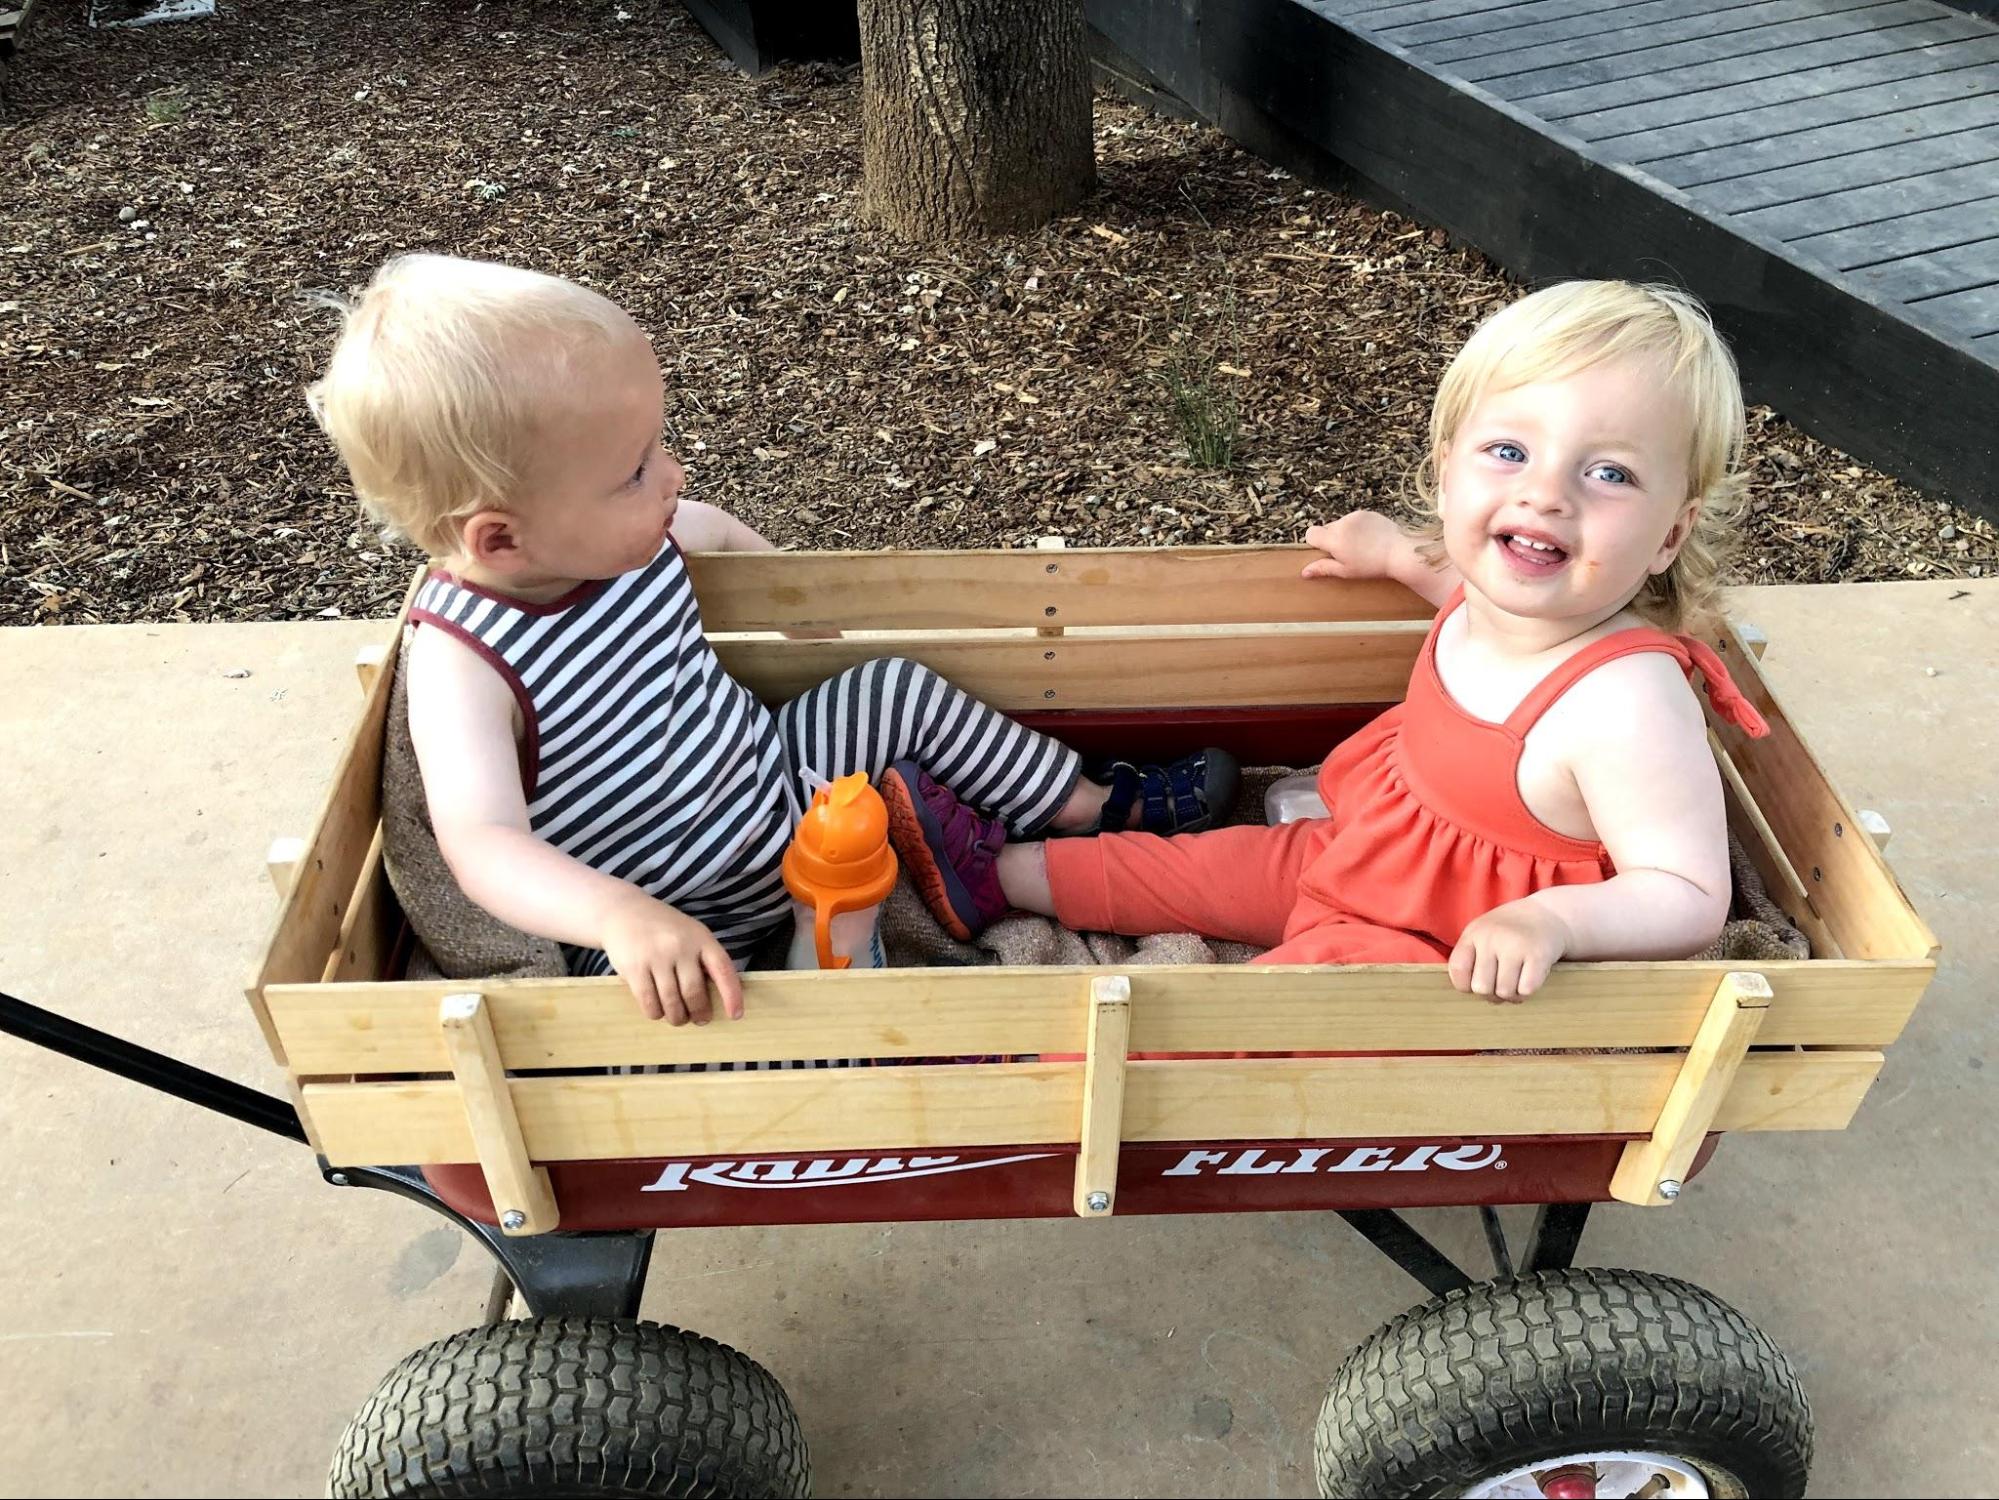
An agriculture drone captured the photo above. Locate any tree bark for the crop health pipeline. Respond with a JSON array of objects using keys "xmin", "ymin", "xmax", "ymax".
[{"xmin": 858, "ymin": 0, "xmax": 1097, "ymax": 241}]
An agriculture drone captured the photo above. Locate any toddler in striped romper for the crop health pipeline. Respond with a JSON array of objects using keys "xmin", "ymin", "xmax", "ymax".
[{"xmin": 308, "ymin": 255, "xmax": 1234, "ymax": 1024}]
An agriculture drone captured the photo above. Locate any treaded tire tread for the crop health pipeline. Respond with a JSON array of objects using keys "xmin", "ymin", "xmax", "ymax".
[
  {"xmin": 328, "ymin": 1316, "xmax": 810, "ymax": 1498},
  {"xmin": 1314, "ymin": 1267, "xmax": 1812, "ymax": 1499}
]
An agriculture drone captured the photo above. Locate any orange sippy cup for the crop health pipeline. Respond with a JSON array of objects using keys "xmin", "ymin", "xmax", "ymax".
[{"xmin": 781, "ymin": 772, "xmax": 900, "ymax": 969}]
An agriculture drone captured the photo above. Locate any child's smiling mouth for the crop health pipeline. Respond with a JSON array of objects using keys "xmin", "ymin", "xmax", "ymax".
[{"xmin": 1494, "ymin": 529, "xmax": 1571, "ymax": 574}]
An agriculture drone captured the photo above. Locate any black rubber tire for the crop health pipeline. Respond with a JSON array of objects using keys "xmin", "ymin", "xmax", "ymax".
[
  {"xmin": 328, "ymin": 1316, "xmax": 811, "ymax": 1498},
  {"xmin": 1314, "ymin": 1268, "xmax": 1812, "ymax": 1499}
]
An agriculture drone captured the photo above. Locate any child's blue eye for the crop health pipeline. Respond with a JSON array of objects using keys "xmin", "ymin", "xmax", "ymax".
[
  {"xmin": 1488, "ymin": 441, "xmax": 1526, "ymax": 463},
  {"xmin": 1589, "ymin": 463, "xmax": 1632, "ymax": 485},
  {"xmin": 629, "ymin": 459, "xmax": 647, "ymax": 487}
]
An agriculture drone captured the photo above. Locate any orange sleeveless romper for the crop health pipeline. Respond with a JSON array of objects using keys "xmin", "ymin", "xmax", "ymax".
[{"xmin": 1044, "ymin": 592, "xmax": 1770, "ymax": 965}]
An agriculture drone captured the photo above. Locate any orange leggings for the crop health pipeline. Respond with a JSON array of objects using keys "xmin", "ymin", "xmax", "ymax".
[{"xmin": 1044, "ymin": 821, "xmax": 1450, "ymax": 966}]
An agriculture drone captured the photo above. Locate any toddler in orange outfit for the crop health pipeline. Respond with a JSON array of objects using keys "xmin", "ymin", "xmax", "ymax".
[{"xmin": 892, "ymin": 281, "xmax": 1770, "ymax": 1001}]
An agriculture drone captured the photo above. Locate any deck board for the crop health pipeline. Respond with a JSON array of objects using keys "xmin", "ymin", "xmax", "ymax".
[
  {"xmin": 1555, "ymin": 23, "xmax": 1999, "ymax": 133},
  {"xmin": 1591, "ymin": 44, "xmax": 1999, "ymax": 156},
  {"xmin": 1739, "ymin": 156, "xmax": 1999, "ymax": 236},
  {"xmin": 1381, "ymin": 0, "xmax": 1638, "ymax": 46},
  {"xmin": 1445, "ymin": 0, "xmax": 1893, "ymax": 84},
  {"xmin": 1487, "ymin": 4, "xmax": 1939, "ymax": 102},
  {"xmin": 1644, "ymin": 91, "xmax": 1999, "ymax": 187},
  {"xmin": 1697, "ymin": 124, "xmax": 1999, "ymax": 212},
  {"xmin": 1913, "ymin": 282, "xmax": 1999, "ymax": 336},
  {"xmin": 1852, "ymin": 236, "xmax": 1999, "ymax": 298},
  {"xmin": 1357, "ymin": 0, "xmax": 1600, "ymax": 27},
  {"xmin": 1419, "ymin": 0, "xmax": 1783, "ymax": 62},
  {"xmin": 1794, "ymin": 195, "xmax": 1999, "ymax": 267}
]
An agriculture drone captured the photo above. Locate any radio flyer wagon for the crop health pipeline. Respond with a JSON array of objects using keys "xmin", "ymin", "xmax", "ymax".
[{"xmin": 2, "ymin": 545, "xmax": 1938, "ymax": 1498}]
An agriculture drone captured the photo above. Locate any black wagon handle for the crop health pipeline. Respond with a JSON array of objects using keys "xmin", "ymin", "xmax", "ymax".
[{"xmin": 0, "ymin": 987, "xmax": 309, "ymax": 1146}]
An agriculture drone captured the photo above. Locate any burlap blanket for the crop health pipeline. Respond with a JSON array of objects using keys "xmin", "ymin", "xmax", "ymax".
[{"xmin": 381, "ymin": 632, "xmax": 1808, "ymax": 982}]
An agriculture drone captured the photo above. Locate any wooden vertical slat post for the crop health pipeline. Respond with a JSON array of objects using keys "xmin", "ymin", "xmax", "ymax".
[
  {"xmin": 1610, "ymin": 971, "xmax": 1772, "ymax": 1207},
  {"xmin": 1074, "ymin": 975, "xmax": 1132, "ymax": 1217},
  {"xmin": 354, "ymin": 641, "xmax": 389, "ymax": 694},
  {"xmin": 1036, "ymin": 536, "xmax": 1067, "ymax": 643},
  {"xmin": 438, "ymin": 992, "xmax": 559, "ymax": 1235},
  {"xmin": 265, "ymin": 835, "xmax": 306, "ymax": 899}
]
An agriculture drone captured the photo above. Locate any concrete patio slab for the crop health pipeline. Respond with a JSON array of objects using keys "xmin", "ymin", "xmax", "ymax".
[{"xmin": 1, "ymin": 580, "xmax": 1992, "ymax": 1498}]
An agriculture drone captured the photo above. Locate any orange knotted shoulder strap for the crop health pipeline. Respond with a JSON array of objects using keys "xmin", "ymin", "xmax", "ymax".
[
  {"xmin": 1681, "ymin": 634, "xmax": 1771, "ymax": 739},
  {"xmin": 1501, "ymin": 628, "xmax": 1771, "ymax": 739}
]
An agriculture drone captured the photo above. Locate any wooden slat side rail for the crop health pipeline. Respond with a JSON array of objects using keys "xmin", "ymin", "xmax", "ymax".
[
  {"xmin": 266, "ymin": 958, "xmax": 1933, "ymax": 1075},
  {"xmin": 714, "ymin": 622, "xmax": 1427, "ymax": 710},
  {"xmin": 304, "ymin": 1048, "xmax": 1883, "ymax": 1168},
  {"xmin": 1075, "ymin": 976, "xmax": 1133, "ymax": 1218},
  {"xmin": 244, "ymin": 619, "xmax": 401, "ymax": 1062},
  {"xmin": 1708, "ymin": 624, "xmax": 1937, "ymax": 963},
  {"xmin": 1710, "ymin": 730, "xmax": 1808, "ymax": 903},
  {"xmin": 1611, "ymin": 972, "xmax": 1773, "ymax": 1207},
  {"xmin": 684, "ymin": 546, "xmax": 1435, "ymax": 632},
  {"xmin": 438, "ymin": 993, "xmax": 559, "ymax": 1236},
  {"xmin": 319, "ymin": 826, "xmax": 401, "ymax": 986},
  {"xmin": 1709, "ymin": 729, "xmax": 1839, "ymax": 959},
  {"xmin": 246, "ymin": 566, "xmax": 423, "ymax": 1064}
]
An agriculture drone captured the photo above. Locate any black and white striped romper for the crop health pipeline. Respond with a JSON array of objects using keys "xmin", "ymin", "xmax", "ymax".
[{"xmin": 411, "ymin": 536, "xmax": 1081, "ymax": 976}]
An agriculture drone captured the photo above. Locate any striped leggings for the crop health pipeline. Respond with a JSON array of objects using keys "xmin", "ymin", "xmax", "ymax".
[
  {"xmin": 655, "ymin": 656, "xmax": 1078, "ymax": 1070},
  {"xmin": 579, "ymin": 657, "xmax": 1079, "ymax": 983},
  {"xmin": 775, "ymin": 656, "xmax": 1080, "ymax": 834}
]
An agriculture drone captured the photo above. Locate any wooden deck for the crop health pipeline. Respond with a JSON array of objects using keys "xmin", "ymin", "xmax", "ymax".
[
  {"xmin": 1, "ymin": 3, "xmax": 35, "ymax": 63},
  {"xmin": 1344, "ymin": 0, "xmax": 1999, "ymax": 357},
  {"xmin": 1090, "ymin": 0, "xmax": 1999, "ymax": 521}
]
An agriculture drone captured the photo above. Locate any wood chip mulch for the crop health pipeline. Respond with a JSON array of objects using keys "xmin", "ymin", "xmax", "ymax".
[{"xmin": 3, "ymin": 0, "xmax": 1993, "ymax": 626}]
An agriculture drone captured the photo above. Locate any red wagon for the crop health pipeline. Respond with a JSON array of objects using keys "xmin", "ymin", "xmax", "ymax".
[{"xmin": 6, "ymin": 545, "xmax": 1937, "ymax": 1498}]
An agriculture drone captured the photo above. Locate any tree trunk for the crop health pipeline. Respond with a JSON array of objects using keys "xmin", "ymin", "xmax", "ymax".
[{"xmin": 858, "ymin": 0, "xmax": 1097, "ymax": 241}]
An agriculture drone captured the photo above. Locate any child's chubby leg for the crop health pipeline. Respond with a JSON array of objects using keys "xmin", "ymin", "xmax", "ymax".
[
  {"xmin": 1251, "ymin": 917, "xmax": 1449, "ymax": 967},
  {"xmin": 1040, "ymin": 823, "xmax": 1329, "ymax": 944},
  {"xmin": 890, "ymin": 766, "xmax": 1330, "ymax": 944},
  {"xmin": 1249, "ymin": 867, "xmax": 1449, "ymax": 966},
  {"xmin": 775, "ymin": 657, "xmax": 1237, "ymax": 837}
]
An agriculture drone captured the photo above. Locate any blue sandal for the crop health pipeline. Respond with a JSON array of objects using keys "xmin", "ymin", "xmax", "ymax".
[{"xmin": 1092, "ymin": 748, "xmax": 1240, "ymax": 834}]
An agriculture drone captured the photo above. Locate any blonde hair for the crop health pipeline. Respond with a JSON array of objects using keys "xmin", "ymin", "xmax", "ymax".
[
  {"xmin": 306, "ymin": 255, "xmax": 636, "ymax": 556},
  {"xmin": 1414, "ymin": 280, "xmax": 1746, "ymax": 631}
]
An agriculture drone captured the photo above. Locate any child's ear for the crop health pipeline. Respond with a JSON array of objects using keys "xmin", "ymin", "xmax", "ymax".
[
  {"xmin": 462, "ymin": 509, "xmax": 527, "ymax": 572},
  {"xmin": 1650, "ymin": 498, "xmax": 1701, "ymax": 575}
]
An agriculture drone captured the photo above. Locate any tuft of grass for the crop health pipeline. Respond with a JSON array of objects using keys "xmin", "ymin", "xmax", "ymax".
[
  {"xmin": 1158, "ymin": 343, "xmax": 1240, "ymax": 471},
  {"xmin": 143, "ymin": 89, "xmax": 190, "ymax": 125}
]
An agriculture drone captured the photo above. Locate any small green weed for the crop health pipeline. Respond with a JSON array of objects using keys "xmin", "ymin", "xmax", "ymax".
[
  {"xmin": 1158, "ymin": 343, "xmax": 1240, "ymax": 471},
  {"xmin": 143, "ymin": 90, "xmax": 189, "ymax": 125}
]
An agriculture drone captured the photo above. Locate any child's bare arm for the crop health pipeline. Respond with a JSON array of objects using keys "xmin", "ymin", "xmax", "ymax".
[
  {"xmin": 670, "ymin": 497, "xmax": 845, "ymax": 639},
  {"xmin": 1451, "ymin": 657, "xmax": 1730, "ymax": 1000},
  {"xmin": 405, "ymin": 628, "xmax": 744, "ymax": 1024},
  {"xmin": 670, "ymin": 498, "xmax": 776, "ymax": 553},
  {"xmin": 1543, "ymin": 657, "xmax": 1732, "ymax": 954},
  {"xmin": 1301, "ymin": 511, "xmax": 1461, "ymax": 609}
]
